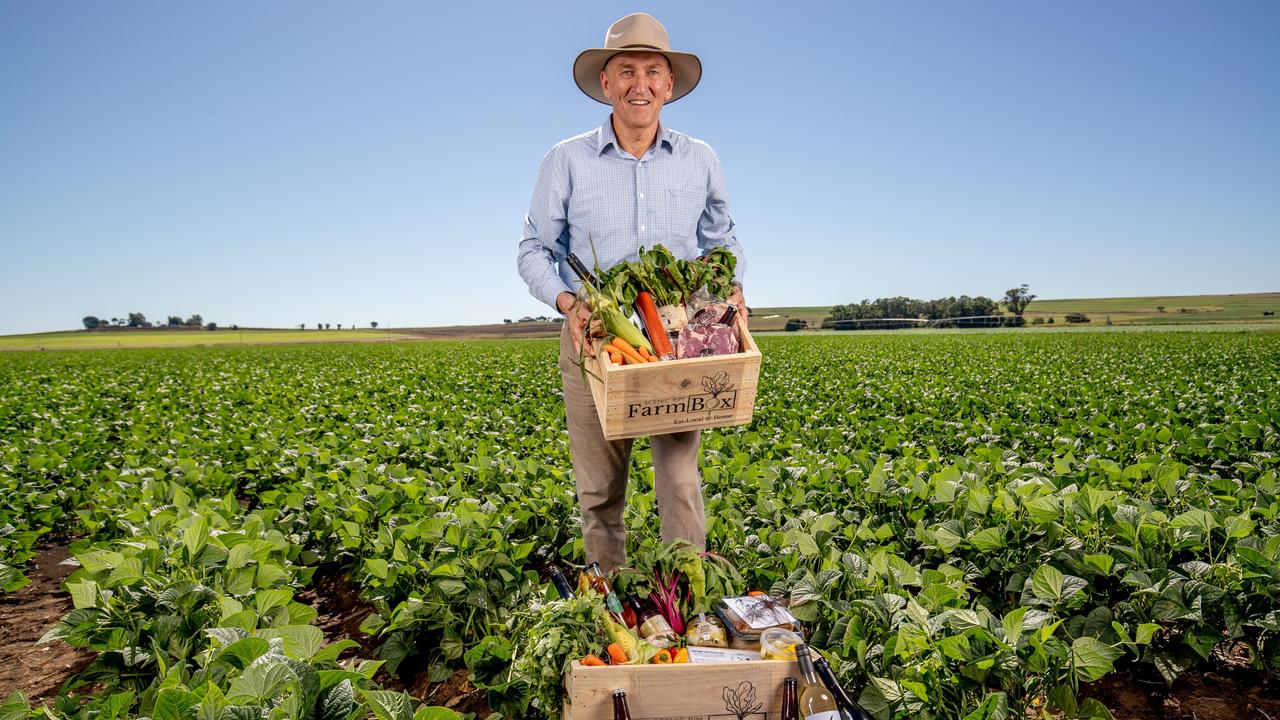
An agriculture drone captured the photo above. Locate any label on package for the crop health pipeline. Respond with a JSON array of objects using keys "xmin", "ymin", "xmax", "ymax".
[
  {"xmin": 687, "ymin": 646, "xmax": 760, "ymax": 663},
  {"xmin": 722, "ymin": 596, "xmax": 799, "ymax": 630}
]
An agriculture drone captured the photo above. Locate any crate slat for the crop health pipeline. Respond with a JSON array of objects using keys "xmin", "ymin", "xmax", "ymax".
[{"xmin": 563, "ymin": 659, "xmax": 794, "ymax": 720}]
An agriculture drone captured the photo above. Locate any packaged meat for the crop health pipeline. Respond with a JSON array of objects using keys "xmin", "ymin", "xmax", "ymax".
[{"xmin": 677, "ymin": 323, "xmax": 739, "ymax": 359}]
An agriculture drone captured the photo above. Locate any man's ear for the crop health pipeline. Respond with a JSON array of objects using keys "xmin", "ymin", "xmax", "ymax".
[
  {"xmin": 665, "ymin": 73, "xmax": 675, "ymax": 101},
  {"xmin": 600, "ymin": 71, "xmax": 611, "ymax": 100}
]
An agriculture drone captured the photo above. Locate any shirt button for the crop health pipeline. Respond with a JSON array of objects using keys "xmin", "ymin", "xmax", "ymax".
[
  {"xmin": 639, "ymin": 193, "xmax": 645, "ymax": 199},
  {"xmin": 640, "ymin": 225, "xmax": 646, "ymax": 231}
]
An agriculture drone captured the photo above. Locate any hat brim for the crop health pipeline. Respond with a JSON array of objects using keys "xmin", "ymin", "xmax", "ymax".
[{"xmin": 573, "ymin": 48, "xmax": 702, "ymax": 105}]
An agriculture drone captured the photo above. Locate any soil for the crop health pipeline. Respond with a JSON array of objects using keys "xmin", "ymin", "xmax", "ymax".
[
  {"xmin": 0, "ymin": 542, "xmax": 94, "ymax": 700},
  {"xmin": 1082, "ymin": 648, "xmax": 1280, "ymax": 720},
  {"xmin": 298, "ymin": 566, "xmax": 493, "ymax": 717}
]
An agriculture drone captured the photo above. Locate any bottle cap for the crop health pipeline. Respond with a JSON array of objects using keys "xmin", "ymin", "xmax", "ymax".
[
  {"xmin": 611, "ymin": 688, "xmax": 627, "ymax": 697},
  {"xmin": 784, "ymin": 676, "xmax": 797, "ymax": 687}
]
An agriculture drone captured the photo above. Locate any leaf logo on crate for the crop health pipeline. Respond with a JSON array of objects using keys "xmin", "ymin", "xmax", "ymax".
[
  {"xmin": 632, "ymin": 681, "xmax": 766, "ymax": 720},
  {"xmin": 720, "ymin": 681, "xmax": 765, "ymax": 719},
  {"xmin": 626, "ymin": 372, "xmax": 739, "ymax": 420}
]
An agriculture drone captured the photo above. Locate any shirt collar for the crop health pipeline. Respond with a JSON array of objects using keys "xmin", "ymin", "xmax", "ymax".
[{"xmin": 597, "ymin": 114, "xmax": 675, "ymax": 156}]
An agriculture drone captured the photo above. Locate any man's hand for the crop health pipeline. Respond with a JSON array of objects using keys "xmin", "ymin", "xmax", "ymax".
[
  {"xmin": 557, "ymin": 291, "xmax": 594, "ymax": 355},
  {"xmin": 728, "ymin": 284, "xmax": 747, "ymax": 327}
]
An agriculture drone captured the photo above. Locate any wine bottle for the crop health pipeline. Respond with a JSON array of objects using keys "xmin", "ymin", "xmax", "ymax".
[
  {"xmin": 565, "ymin": 253, "xmax": 600, "ymax": 289},
  {"xmin": 612, "ymin": 688, "xmax": 633, "ymax": 720},
  {"xmin": 813, "ymin": 655, "xmax": 864, "ymax": 720},
  {"xmin": 546, "ymin": 565, "xmax": 574, "ymax": 600},
  {"xmin": 583, "ymin": 562, "xmax": 625, "ymax": 617},
  {"xmin": 795, "ymin": 645, "xmax": 840, "ymax": 720},
  {"xmin": 781, "ymin": 677, "xmax": 799, "ymax": 720}
]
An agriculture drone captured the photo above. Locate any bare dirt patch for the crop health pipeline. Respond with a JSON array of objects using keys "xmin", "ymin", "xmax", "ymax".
[
  {"xmin": 397, "ymin": 322, "xmax": 561, "ymax": 340},
  {"xmin": 1083, "ymin": 653, "xmax": 1280, "ymax": 720},
  {"xmin": 299, "ymin": 566, "xmax": 493, "ymax": 717},
  {"xmin": 0, "ymin": 542, "xmax": 94, "ymax": 700}
]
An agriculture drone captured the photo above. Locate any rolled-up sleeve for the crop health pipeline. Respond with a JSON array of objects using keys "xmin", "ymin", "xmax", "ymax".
[
  {"xmin": 697, "ymin": 150, "xmax": 746, "ymax": 283},
  {"xmin": 518, "ymin": 147, "xmax": 574, "ymax": 310}
]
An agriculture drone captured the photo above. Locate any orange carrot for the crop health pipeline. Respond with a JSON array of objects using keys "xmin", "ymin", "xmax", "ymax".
[
  {"xmin": 637, "ymin": 344, "xmax": 653, "ymax": 360},
  {"xmin": 582, "ymin": 654, "xmax": 606, "ymax": 667},
  {"xmin": 609, "ymin": 351, "xmax": 623, "ymax": 365},
  {"xmin": 607, "ymin": 643, "xmax": 629, "ymax": 665},
  {"xmin": 607, "ymin": 338, "xmax": 646, "ymax": 366},
  {"xmin": 635, "ymin": 292, "xmax": 675, "ymax": 359}
]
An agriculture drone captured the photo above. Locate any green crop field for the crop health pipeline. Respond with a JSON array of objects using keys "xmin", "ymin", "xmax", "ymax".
[
  {"xmin": 2, "ymin": 328, "xmax": 1279, "ymax": 720},
  {"xmin": 0, "ymin": 328, "xmax": 408, "ymax": 351}
]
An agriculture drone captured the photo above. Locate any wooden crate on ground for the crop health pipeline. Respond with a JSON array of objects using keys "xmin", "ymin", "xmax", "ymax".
[
  {"xmin": 582, "ymin": 317, "xmax": 762, "ymax": 441},
  {"xmin": 563, "ymin": 659, "xmax": 795, "ymax": 720}
]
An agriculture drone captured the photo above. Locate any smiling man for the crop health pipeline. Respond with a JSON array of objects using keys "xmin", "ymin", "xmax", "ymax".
[{"xmin": 517, "ymin": 12, "xmax": 746, "ymax": 572}]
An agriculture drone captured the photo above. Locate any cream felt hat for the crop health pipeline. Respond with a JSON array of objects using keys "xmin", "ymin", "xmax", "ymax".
[{"xmin": 573, "ymin": 12, "xmax": 702, "ymax": 104}]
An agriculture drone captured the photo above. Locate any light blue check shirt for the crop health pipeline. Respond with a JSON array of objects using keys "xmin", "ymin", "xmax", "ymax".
[{"xmin": 518, "ymin": 116, "xmax": 745, "ymax": 310}]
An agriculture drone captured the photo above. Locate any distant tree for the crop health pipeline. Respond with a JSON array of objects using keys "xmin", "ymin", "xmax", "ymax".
[
  {"xmin": 337, "ymin": 323, "xmax": 342, "ymax": 329},
  {"xmin": 1065, "ymin": 312, "xmax": 1090, "ymax": 324},
  {"xmin": 325, "ymin": 323, "xmax": 330, "ymax": 330},
  {"xmin": 503, "ymin": 319, "xmax": 512, "ymax": 324},
  {"xmin": 83, "ymin": 316, "xmax": 101, "ymax": 330},
  {"xmin": 185, "ymin": 314, "xmax": 203, "ymax": 327},
  {"xmin": 371, "ymin": 321, "xmax": 378, "ymax": 329},
  {"xmin": 231, "ymin": 324, "xmax": 239, "ymax": 330},
  {"xmin": 127, "ymin": 312, "xmax": 146, "ymax": 327},
  {"xmin": 1156, "ymin": 306, "xmax": 1166, "ymax": 313},
  {"xmin": 109, "ymin": 317, "xmax": 119, "ymax": 326},
  {"xmin": 1003, "ymin": 284, "xmax": 1036, "ymax": 316},
  {"xmin": 167, "ymin": 315, "xmax": 183, "ymax": 327},
  {"xmin": 1048, "ymin": 317, "xmax": 1055, "ymax": 324},
  {"xmin": 115, "ymin": 318, "xmax": 126, "ymax": 327},
  {"xmin": 206, "ymin": 322, "xmax": 218, "ymax": 331}
]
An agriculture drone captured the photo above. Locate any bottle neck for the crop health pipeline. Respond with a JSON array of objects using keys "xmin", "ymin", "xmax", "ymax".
[{"xmin": 796, "ymin": 651, "xmax": 820, "ymax": 686}]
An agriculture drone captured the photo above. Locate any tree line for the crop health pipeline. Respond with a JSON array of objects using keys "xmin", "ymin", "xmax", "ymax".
[
  {"xmin": 83, "ymin": 314, "xmax": 383, "ymax": 331},
  {"xmin": 823, "ymin": 285, "xmax": 1037, "ymax": 325},
  {"xmin": 83, "ymin": 313, "xmax": 218, "ymax": 330}
]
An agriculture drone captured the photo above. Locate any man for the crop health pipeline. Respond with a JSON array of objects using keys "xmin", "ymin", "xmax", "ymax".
[{"xmin": 517, "ymin": 12, "xmax": 746, "ymax": 572}]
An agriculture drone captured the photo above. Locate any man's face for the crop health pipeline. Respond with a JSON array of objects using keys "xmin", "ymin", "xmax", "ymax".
[{"xmin": 600, "ymin": 51, "xmax": 674, "ymax": 135}]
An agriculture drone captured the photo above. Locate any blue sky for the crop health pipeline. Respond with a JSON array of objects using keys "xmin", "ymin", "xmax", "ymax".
[{"xmin": 1, "ymin": 1, "xmax": 1277, "ymax": 334}]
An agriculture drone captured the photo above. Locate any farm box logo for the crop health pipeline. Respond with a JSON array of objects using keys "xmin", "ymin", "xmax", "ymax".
[{"xmin": 627, "ymin": 372, "xmax": 738, "ymax": 419}]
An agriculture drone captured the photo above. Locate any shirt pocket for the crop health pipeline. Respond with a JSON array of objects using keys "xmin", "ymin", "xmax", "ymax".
[{"xmin": 666, "ymin": 188, "xmax": 706, "ymax": 239}]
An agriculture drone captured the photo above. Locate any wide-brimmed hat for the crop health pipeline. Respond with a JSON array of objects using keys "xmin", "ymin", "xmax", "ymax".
[{"xmin": 573, "ymin": 13, "xmax": 702, "ymax": 105}]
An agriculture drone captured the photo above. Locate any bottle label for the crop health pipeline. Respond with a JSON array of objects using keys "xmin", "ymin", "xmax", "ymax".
[{"xmin": 803, "ymin": 712, "xmax": 841, "ymax": 720}]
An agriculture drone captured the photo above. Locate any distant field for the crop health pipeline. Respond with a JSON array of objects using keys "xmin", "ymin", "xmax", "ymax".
[
  {"xmin": 751, "ymin": 292, "xmax": 1280, "ymax": 330},
  {"xmin": 0, "ymin": 328, "xmax": 408, "ymax": 351},
  {"xmin": 1024, "ymin": 292, "xmax": 1280, "ymax": 324}
]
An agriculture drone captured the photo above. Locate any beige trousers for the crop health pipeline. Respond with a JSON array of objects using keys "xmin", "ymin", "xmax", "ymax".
[{"xmin": 559, "ymin": 323, "xmax": 705, "ymax": 572}]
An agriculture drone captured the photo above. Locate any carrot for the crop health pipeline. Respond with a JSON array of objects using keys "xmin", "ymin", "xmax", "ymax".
[
  {"xmin": 609, "ymin": 351, "xmax": 623, "ymax": 366},
  {"xmin": 747, "ymin": 590, "xmax": 766, "ymax": 597},
  {"xmin": 607, "ymin": 642, "xmax": 630, "ymax": 665},
  {"xmin": 652, "ymin": 648, "xmax": 673, "ymax": 664},
  {"xmin": 637, "ymin": 344, "xmax": 652, "ymax": 360},
  {"xmin": 582, "ymin": 654, "xmax": 606, "ymax": 666},
  {"xmin": 635, "ymin": 292, "xmax": 675, "ymax": 359},
  {"xmin": 607, "ymin": 338, "xmax": 646, "ymax": 366}
]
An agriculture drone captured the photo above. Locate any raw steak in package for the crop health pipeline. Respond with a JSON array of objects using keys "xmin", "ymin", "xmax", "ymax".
[{"xmin": 677, "ymin": 323, "xmax": 740, "ymax": 359}]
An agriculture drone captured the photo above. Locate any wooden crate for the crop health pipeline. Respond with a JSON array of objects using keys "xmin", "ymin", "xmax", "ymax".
[
  {"xmin": 583, "ymin": 317, "xmax": 762, "ymax": 441},
  {"xmin": 563, "ymin": 659, "xmax": 795, "ymax": 720}
]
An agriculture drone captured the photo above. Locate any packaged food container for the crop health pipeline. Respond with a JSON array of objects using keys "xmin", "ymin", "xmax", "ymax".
[
  {"xmin": 716, "ymin": 611, "xmax": 764, "ymax": 650},
  {"xmin": 714, "ymin": 596, "xmax": 801, "ymax": 634},
  {"xmin": 760, "ymin": 627, "xmax": 804, "ymax": 661},
  {"xmin": 685, "ymin": 612, "xmax": 728, "ymax": 648}
]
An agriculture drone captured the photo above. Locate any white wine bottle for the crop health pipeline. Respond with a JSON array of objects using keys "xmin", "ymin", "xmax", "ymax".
[{"xmin": 795, "ymin": 645, "xmax": 840, "ymax": 720}]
